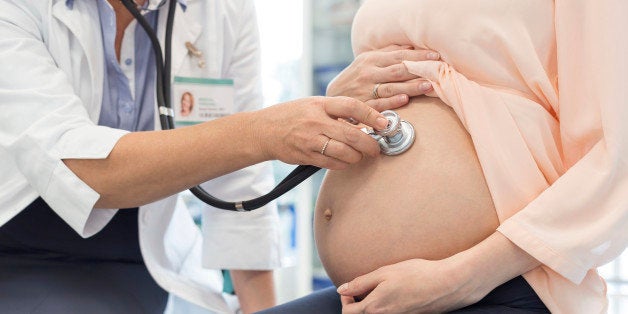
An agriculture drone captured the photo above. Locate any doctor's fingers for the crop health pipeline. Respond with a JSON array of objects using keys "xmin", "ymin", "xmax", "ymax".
[
  {"xmin": 318, "ymin": 119, "xmax": 381, "ymax": 159},
  {"xmin": 320, "ymin": 98, "xmax": 386, "ymax": 156},
  {"xmin": 322, "ymin": 96, "xmax": 389, "ymax": 131},
  {"xmin": 259, "ymin": 97, "xmax": 382, "ymax": 160},
  {"xmin": 298, "ymin": 131, "xmax": 376, "ymax": 170},
  {"xmin": 315, "ymin": 134, "xmax": 365, "ymax": 165},
  {"xmin": 297, "ymin": 133, "xmax": 365, "ymax": 170}
]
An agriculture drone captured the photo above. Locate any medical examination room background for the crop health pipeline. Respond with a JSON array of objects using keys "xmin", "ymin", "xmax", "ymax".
[{"xmin": 175, "ymin": 0, "xmax": 628, "ymax": 312}]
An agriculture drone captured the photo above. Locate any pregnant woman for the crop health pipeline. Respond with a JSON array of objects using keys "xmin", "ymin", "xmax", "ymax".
[
  {"xmin": 316, "ymin": 96, "xmax": 498, "ymax": 288},
  {"xmin": 259, "ymin": 1, "xmax": 627, "ymax": 313}
]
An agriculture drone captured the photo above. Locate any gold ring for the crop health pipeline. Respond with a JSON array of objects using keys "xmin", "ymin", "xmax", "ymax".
[
  {"xmin": 372, "ymin": 83, "xmax": 382, "ymax": 99},
  {"xmin": 320, "ymin": 138, "xmax": 332, "ymax": 156}
]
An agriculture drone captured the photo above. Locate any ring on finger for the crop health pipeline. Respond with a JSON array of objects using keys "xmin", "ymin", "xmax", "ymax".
[
  {"xmin": 372, "ymin": 83, "xmax": 382, "ymax": 99},
  {"xmin": 320, "ymin": 137, "xmax": 332, "ymax": 156}
]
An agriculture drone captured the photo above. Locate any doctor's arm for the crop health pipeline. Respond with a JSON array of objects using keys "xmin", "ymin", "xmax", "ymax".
[
  {"xmin": 0, "ymin": 13, "xmax": 387, "ymax": 213},
  {"xmin": 64, "ymin": 98, "xmax": 388, "ymax": 209},
  {"xmin": 1, "ymin": 2, "xmax": 387, "ymax": 241}
]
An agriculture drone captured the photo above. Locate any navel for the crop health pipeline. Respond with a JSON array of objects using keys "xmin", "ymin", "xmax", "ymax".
[{"xmin": 323, "ymin": 208, "xmax": 333, "ymax": 221}]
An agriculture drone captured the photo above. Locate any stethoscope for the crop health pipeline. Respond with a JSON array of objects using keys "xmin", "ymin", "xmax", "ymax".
[{"xmin": 120, "ymin": 0, "xmax": 416, "ymax": 211}]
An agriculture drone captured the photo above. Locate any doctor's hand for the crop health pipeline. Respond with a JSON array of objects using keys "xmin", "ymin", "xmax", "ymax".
[
  {"xmin": 327, "ymin": 45, "xmax": 439, "ymax": 112},
  {"xmin": 255, "ymin": 96, "xmax": 388, "ymax": 170},
  {"xmin": 337, "ymin": 258, "xmax": 481, "ymax": 314}
]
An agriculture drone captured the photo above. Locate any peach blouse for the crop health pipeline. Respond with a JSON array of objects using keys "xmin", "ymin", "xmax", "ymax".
[{"xmin": 352, "ymin": 0, "xmax": 627, "ymax": 312}]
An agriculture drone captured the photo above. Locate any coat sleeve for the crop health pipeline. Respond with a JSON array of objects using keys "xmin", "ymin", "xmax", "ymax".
[
  {"xmin": 498, "ymin": 0, "xmax": 628, "ymax": 284},
  {"xmin": 198, "ymin": 0, "xmax": 282, "ymax": 270},
  {"xmin": 0, "ymin": 2, "xmax": 125, "ymax": 237}
]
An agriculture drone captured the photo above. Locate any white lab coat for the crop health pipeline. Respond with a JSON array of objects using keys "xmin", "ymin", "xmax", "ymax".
[{"xmin": 0, "ymin": 0, "xmax": 281, "ymax": 312}]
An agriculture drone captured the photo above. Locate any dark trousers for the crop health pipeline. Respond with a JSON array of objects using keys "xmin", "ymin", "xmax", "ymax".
[
  {"xmin": 0, "ymin": 255, "xmax": 167, "ymax": 314},
  {"xmin": 0, "ymin": 198, "xmax": 168, "ymax": 314},
  {"xmin": 256, "ymin": 276, "xmax": 549, "ymax": 314}
]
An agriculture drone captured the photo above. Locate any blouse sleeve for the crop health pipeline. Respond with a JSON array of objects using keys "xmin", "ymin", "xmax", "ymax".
[{"xmin": 498, "ymin": 0, "xmax": 628, "ymax": 284}]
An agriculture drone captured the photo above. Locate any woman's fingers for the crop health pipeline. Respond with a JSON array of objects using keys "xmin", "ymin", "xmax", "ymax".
[
  {"xmin": 361, "ymin": 78, "xmax": 432, "ymax": 112},
  {"xmin": 364, "ymin": 94, "xmax": 410, "ymax": 112},
  {"xmin": 371, "ymin": 63, "xmax": 417, "ymax": 83},
  {"xmin": 373, "ymin": 78, "xmax": 433, "ymax": 99},
  {"xmin": 377, "ymin": 44, "xmax": 413, "ymax": 52},
  {"xmin": 340, "ymin": 295, "xmax": 356, "ymax": 307},
  {"xmin": 369, "ymin": 48, "xmax": 440, "ymax": 68},
  {"xmin": 337, "ymin": 270, "xmax": 383, "ymax": 297},
  {"xmin": 326, "ymin": 46, "xmax": 440, "ymax": 104}
]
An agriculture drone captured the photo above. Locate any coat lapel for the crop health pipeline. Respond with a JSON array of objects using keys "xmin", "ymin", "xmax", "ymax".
[{"xmin": 51, "ymin": 0, "xmax": 105, "ymax": 121}]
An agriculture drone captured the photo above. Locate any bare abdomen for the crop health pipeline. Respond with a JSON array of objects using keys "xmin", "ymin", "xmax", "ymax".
[{"xmin": 314, "ymin": 96, "xmax": 498, "ymax": 286}]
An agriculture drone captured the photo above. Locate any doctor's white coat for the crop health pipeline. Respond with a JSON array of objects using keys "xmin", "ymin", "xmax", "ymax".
[{"xmin": 0, "ymin": 0, "xmax": 281, "ymax": 312}]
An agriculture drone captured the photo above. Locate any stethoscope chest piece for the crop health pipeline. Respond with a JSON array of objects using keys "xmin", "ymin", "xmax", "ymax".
[{"xmin": 363, "ymin": 110, "xmax": 416, "ymax": 156}]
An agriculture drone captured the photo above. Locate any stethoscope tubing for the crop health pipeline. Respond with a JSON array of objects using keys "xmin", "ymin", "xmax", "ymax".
[{"xmin": 120, "ymin": 0, "xmax": 320, "ymax": 211}]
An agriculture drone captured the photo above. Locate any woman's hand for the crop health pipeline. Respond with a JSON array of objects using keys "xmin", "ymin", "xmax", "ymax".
[
  {"xmin": 327, "ymin": 45, "xmax": 440, "ymax": 112},
  {"xmin": 337, "ymin": 258, "xmax": 481, "ymax": 314},
  {"xmin": 337, "ymin": 232, "xmax": 542, "ymax": 314},
  {"xmin": 255, "ymin": 96, "xmax": 389, "ymax": 170}
]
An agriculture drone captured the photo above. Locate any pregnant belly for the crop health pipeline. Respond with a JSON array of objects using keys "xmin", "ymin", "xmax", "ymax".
[{"xmin": 314, "ymin": 96, "xmax": 498, "ymax": 286}]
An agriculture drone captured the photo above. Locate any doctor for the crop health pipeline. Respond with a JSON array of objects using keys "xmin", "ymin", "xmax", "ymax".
[{"xmin": 0, "ymin": 0, "xmax": 395, "ymax": 313}]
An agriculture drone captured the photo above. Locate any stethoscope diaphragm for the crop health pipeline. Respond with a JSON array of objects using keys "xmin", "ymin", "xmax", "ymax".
[{"xmin": 362, "ymin": 110, "xmax": 416, "ymax": 156}]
